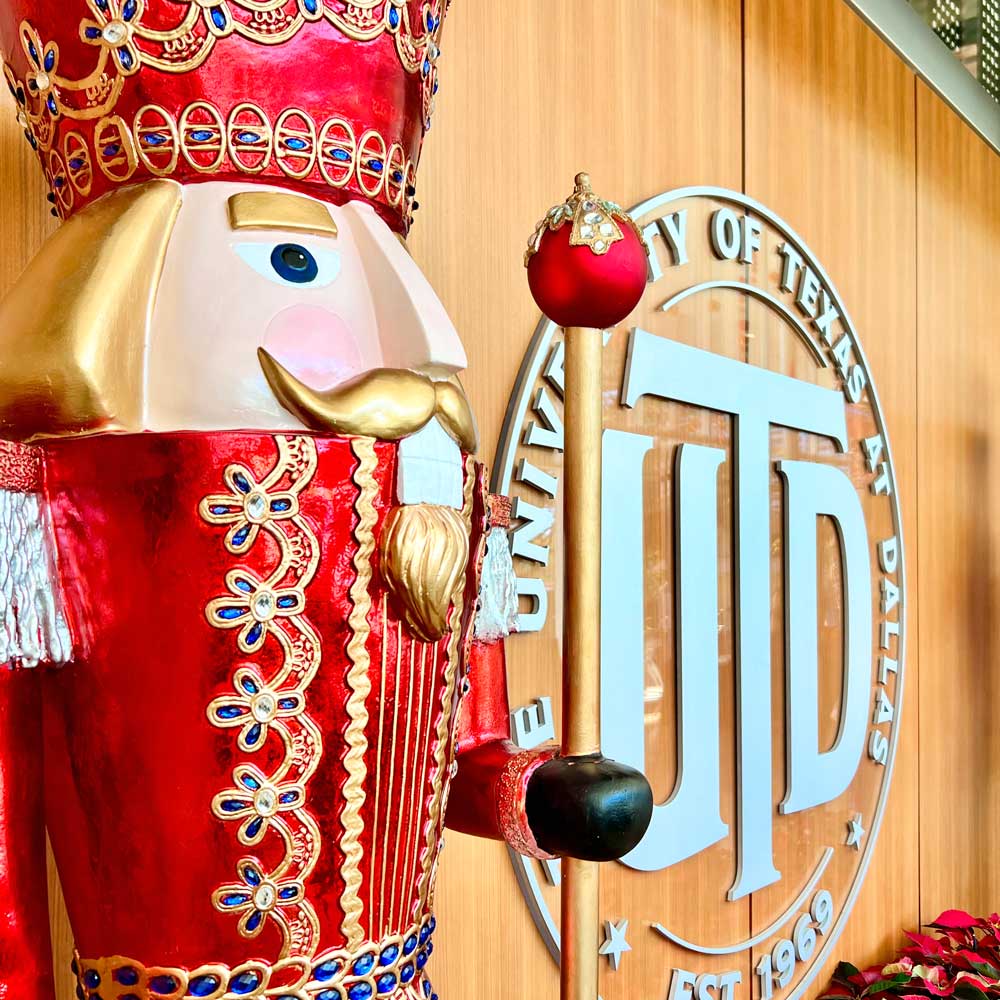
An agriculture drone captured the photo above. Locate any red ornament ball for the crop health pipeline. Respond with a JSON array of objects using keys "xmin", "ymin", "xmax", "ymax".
[{"xmin": 527, "ymin": 219, "xmax": 648, "ymax": 330}]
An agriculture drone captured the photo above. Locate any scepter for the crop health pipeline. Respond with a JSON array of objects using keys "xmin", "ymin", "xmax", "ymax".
[{"xmin": 524, "ymin": 174, "xmax": 650, "ymax": 1000}]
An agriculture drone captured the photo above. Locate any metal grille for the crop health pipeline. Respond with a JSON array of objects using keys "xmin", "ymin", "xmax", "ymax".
[{"xmin": 910, "ymin": 0, "xmax": 1000, "ymax": 101}]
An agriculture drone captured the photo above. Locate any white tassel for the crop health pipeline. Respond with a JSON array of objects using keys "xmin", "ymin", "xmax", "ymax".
[{"xmin": 474, "ymin": 525, "xmax": 519, "ymax": 642}]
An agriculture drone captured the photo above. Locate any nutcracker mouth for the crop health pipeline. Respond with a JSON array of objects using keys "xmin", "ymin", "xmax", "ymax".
[{"xmin": 257, "ymin": 347, "xmax": 478, "ymax": 453}]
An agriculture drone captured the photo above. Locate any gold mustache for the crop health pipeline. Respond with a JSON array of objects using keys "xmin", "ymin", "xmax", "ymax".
[{"xmin": 258, "ymin": 348, "xmax": 479, "ymax": 453}]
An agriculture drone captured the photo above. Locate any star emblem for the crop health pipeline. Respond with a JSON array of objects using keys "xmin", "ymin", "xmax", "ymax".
[
  {"xmin": 846, "ymin": 812, "xmax": 866, "ymax": 850},
  {"xmin": 599, "ymin": 918, "xmax": 631, "ymax": 971}
]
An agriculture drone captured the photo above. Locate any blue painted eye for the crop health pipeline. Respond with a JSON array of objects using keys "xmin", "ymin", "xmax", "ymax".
[
  {"xmin": 270, "ymin": 243, "xmax": 318, "ymax": 283},
  {"xmin": 234, "ymin": 240, "xmax": 341, "ymax": 288}
]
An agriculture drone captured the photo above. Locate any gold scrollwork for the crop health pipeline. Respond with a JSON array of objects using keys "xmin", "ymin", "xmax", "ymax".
[{"xmin": 200, "ymin": 435, "xmax": 323, "ymax": 961}]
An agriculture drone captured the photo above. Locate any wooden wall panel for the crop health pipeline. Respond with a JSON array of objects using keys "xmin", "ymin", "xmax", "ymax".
[
  {"xmin": 743, "ymin": 0, "xmax": 921, "ymax": 985},
  {"xmin": 408, "ymin": 3, "xmax": 744, "ymax": 997},
  {"xmin": 916, "ymin": 81, "xmax": 1000, "ymax": 924}
]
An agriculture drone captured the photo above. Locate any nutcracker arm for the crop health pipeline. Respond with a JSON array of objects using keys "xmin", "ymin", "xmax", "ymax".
[
  {"xmin": 446, "ymin": 638, "xmax": 558, "ymax": 859},
  {"xmin": 0, "ymin": 666, "xmax": 55, "ymax": 999}
]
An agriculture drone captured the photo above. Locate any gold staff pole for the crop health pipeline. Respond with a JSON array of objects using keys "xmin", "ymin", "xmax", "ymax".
[
  {"xmin": 561, "ymin": 321, "xmax": 604, "ymax": 1000},
  {"xmin": 525, "ymin": 173, "xmax": 650, "ymax": 1000}
]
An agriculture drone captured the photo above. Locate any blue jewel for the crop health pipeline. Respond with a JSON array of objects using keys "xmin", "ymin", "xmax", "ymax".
[
  {"xmin": 211, "ymin": 7, "xmax": 227, "ymax": 29},
  {"xmin": 348, "ymin": 985, "xmax": 374, "ymax": 1000},
  {"xmin": 233, "ymin": 472, "xmax": 252, "ymax": 493},
  {"xmin": 318, "ymin": 992, "xmax": 341, "ymax": 1000},
  {"xmin": 304, "ymin": 0, "xmax": 318, "ymax": 11},
  {"xmin": 123, "ymin": 0, "xmax": 138, "ymax": 19},
  {"xmin": 433, "ymin": 78, "xmax": 439, "ymax": 94},
  {"xmin": 231, "ymin": 525, "xmax": 251, "ymax": 547},
  {"xmin": 216, "ymin": 606, "xmax": 247, "ymax": 621},
  {"xmin": 400, "ymin": 963, "xmax": 415, "ymax": 984},
  {"xmin": 102, "ymin": 144, "xmax": 121, "ymax": 157},
  {"xmin": 279, "ymin": 790, "xmax": 298, "ymax": 804},
  {"xmin": 271, "ymin": 498, "xmax": 292, "ymax": 512},
  {"xmin": 190, "ymin": 975, "xmax": 221, "ymax": 997},
  {"xmin": 331, "ymin": 148, "xmax": 351, "ymax": 163},
  {"xmin": 231, "ymin": 971, "xmax": 262, "ymax": 995},
  {"xmin": 75, "ymin": 987, "xmax": 84, "ymax": 1000},
  {"xmin": 233, "ymin": 578, "xmax": 253, "ymax": 593},
  {"xmin": 245, "ymin": 624, "xmax": 264, "ymax": 648},
  {"xmin": 240, "ymin": 676, "xmax": 259, "ymax": 695},
  {"xmin": 391, "ymin": 170, "xmax": 404, "ymax": 183},
  {"xmin": 352, "ymin": 953, "xmax": 376, "ymax": 976},
  {"xmin": 209, "ymin": 504, "xmax": 230, "ymax": 515},
  {"xmin": 216, "ymin": 705, "xmax": 244, "ymax": 719},
  {"xmin": 84, "ymin": 971, "xmax": 101, "ymax": 988},
  {"xmin": 432, "ymin": 994, "xmax": 439, "ymax": 1000},
  {"xmin": 54, "ymin": 177, "xmax": 65, "ymax": 189},
  {"xmin": 403, "ymin": 935, "xmax": 417, "ymax": 956},
  {"xmin": 425, "ymin": 9, "xmax": 434, "ymax": 30},
  {"xmin": 278, "ymin": 697, "xmax": 298, "ymax": 710},
  {"xmin": 142, "ymin": 133, "xmax": 168, "ymax": 146},
  {"xmin": 426, "ymin": 941, "xmax": 434, "ymax": 956},
  {"xmin": 285, "ymin": 138, "xmax": 308, "ymax": 151},
  {"xmin": 418, "ymin": 924, "xmax": 431, "ymax": 945},
  {"xmin": 237, "ymin": 131, "xmax": 261, "ymax": 144},
  {"xmin": 276, "ymin": 596, "xmax": 297, "ymax": 609},
  {"xmin": 85, "ymin": 26, "xmax": 101, "ymax": 38},
  {"xmin": 122, "ymin": 995, "xmax": 140, "ymax": 1000},
  {"xmin": 243, "ymin": 865, "xmax": 261, "ymax": 886},
  {"xmin": 190, "ymin": 129, "xmax": 215, "ymax": 142},
  {"xmin": 47, "ymin": 94, "xmax": 58, "ymax": 115},
  {"xmin": 278, "ymin": 886, "xmax": 298, "ymax": 901},
  {"xmin": 239, "ymin": 731, "xmax": 260, "ymax": 751},
  {"xmin": 379, "ymin": 944, "xmax": 399, "ymax": 966},
  {"xmin": 376, "ymin": 974, "xmax": 397, "ymax": 994},
  {"xmin": 313, "ymin": 959, "xmax": 340, "ymax": 982},
  {"xmin": 415, "ymin": 950, "xmax": 428, "ymax": 970},
  {"xmin": 428, "ymin": 916, "xmax": 436, "ymax": 932},
  {"xmin": 71, "ymin": 959, "xmax": 79, "ymax": 975},
  {"xmin": 118, "ymin": 48, "xmax": 133, "ymax": 70},
  {"xmin": 246, "ymin": 910, "xmax": 263, "ymax": 932},
  {"xmin": 367, "ymin": 158, "xmax": 384, "ymax": 172},
  {"xmin": 220, "ymin": 799, "xmax": 245, "ymax": 814},
  {"xmin": 149, "ymin": 976, "xmax": 179, "ymax": 996},
  {"xmin": 245, "ymin": 722, "xmax": 263, "ymax": 745},
  {"xmin": 221, "ymin": 892, "xmax": 250, "ymax": 907},
  {"xmin": 422, "ymin": 980, "xmax": 431, "ymax": 998},
  {"xmin": 245, "ymin": 816, "xmax": 263, "ymax": 839},
  {"xmin": 96, "ymin": 0, "xmax": 108, "ymax": 9},
  {"xmin": 388, "ymin": 7, "xmax": 399, "ymax": 27},
  {"xmin": 422, "ymin": 58, "xmax": 430, "ymax": 76},
  {"xmin": 27, "ymin": 40, "xmax": 37, "ymax": 64},
  {"xmin": 44, "ymin": 49, "xmax": 55, "ymax": 72}
]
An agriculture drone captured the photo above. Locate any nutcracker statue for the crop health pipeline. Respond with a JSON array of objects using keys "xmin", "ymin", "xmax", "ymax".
[{"xmin": 0, "ymin": 3, "xmax": 654, "ymax": 1000}]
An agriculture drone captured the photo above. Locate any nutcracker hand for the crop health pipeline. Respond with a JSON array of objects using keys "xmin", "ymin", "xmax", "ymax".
[{"xmin": 525, "ymin": 754, "xmax": 653, "ymax": 862}]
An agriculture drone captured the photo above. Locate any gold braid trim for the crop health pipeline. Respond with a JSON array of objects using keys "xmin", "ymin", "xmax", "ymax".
[
  {"xmin": 415, "ymin": 455, "xmax": 476, "ymax": 913},
  {"xmin": 340, "ymin": 436, "xmax": 378, "ymax": 949}
]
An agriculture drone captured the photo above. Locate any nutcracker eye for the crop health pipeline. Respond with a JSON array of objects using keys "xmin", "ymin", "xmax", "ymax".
[{"xmin": 234, "ymin": 241, "xmax": 341, "ymax": 288}]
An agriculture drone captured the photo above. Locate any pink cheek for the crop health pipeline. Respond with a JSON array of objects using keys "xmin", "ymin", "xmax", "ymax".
[{"xmin": 262, "ymin": 305, "xmax": 380, "ymax": 390}]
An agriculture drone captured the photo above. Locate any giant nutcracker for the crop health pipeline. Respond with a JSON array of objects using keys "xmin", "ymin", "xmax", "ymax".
[{"xmin": 0, "ymin": 3, "xmax": 653, "ymax": 999}]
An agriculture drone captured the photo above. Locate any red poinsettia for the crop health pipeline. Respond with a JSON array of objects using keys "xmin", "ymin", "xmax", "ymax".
[{"xmin": 823, "ymin": 912, "xmax": 1000, "ymax": 1000}]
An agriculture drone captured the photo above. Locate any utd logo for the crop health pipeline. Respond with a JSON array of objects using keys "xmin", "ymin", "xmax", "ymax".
[{"xmin": 493, "ymin": 188, "xmax": 905, "ymax": 1000}]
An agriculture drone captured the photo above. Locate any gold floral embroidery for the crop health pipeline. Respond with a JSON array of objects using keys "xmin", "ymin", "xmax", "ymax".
[{"xmin": 201, "ymin": 435, "xmax": 323, "ymax": 960}]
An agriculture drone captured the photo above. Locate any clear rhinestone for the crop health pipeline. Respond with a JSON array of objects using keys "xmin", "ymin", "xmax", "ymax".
[
  {"xmin": 102, "ymin": 21, "xmax": 128, "ymax": 45},
  {"xmin": 599, "ymin": 223, "xmax": 615, "ymax": 236},
  {"xmin": 252, "ymin": 693, "xmax": 276, "ymax": 722},
  {"xmin": 583, "ymin": 200, "xmax": 596, "ymax": 211},
  {"xmin": 255, "ymin": 787, "xmax": 278, "ymax": 817},
  {"xmin": 33, "ymin": 72, "xmax": 50, "ymax": 92},
  {"xmin": 253, "ymin": 591, "xmax": 275, "ymax": 621},
  {"xmin": 245, "ymin": 491, "xmax": 267, "ymax": 521},
  {"xmin": 579, "ymin": 224, "xmax": 593, "ymax": 238},
  {"xmin": 253, "ymin": 883, "xmax": 277, "ymax": 910},
  {"xmin": 593, "ymin": 240, "xmax": 607, "ymax": 252},
  {"xmin": 584, "ymin": 211, "xmax": 602, "ymax": 224}
]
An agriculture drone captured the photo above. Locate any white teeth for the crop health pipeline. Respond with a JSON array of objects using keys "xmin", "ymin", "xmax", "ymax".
[{"xmin": 397, "ymin": 418, "xmax": 464, "ymax": 510}]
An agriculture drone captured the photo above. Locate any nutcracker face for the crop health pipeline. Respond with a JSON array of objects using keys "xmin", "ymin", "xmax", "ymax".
[{"xmin": 145, "ymin": 182, "xmax": 468, "ymax": 434}]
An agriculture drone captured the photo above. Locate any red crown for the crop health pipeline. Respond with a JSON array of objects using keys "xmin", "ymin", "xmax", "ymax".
[{"xmin": 0, "ymin": 0, "xmax": 450, "ymax": 232}]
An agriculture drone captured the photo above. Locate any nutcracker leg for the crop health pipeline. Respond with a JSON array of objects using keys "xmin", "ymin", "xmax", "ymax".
[{"xmin": 561, "ymin": 325, "xmax": 604, "ymax": 1000}]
